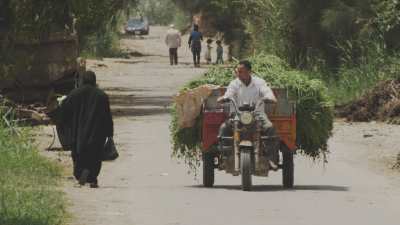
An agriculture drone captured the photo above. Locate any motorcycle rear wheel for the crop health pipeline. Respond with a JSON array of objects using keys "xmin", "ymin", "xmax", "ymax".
[
  {"xmin": 282, "ymin": 149, "xmax": 294, "ymax": 188},
  {"xmin": 203, "ymin": 152, "xmax": 215, "ymax": 187}
]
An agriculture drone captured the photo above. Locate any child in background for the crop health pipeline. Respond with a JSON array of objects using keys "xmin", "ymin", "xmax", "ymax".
[
  {"xmin": 216, "ymin": 40, "xmax": 224, "ymax": 64},
  {"xmin": 204, "ymin": 39, "xmax": 213, "ymax": 64}
]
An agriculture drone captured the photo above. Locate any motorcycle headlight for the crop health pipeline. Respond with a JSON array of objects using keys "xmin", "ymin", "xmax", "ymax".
[{"xmin": 240, "ymin": 112, "xmax": 254, "ymax": 125}]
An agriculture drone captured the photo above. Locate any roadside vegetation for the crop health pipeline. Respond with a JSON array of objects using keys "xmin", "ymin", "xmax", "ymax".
[
  {"xmin": 0, "ymin": 113, "xmax": 66, "ymax": 225},
  {"xmin": 173, "ymin": 0, "xmax": 400, "ymax": 105},
  {"xmin": 0, "ymin": 0, "xmax": 140, "ymax": 60}
]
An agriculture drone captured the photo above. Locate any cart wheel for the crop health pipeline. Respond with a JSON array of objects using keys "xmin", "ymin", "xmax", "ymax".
[
  {"xmin": 282, "ymin": 149, "xmax": 294, "ymax": 188},
  {"xmin": 203, "ymin": 152, "xmax": 215, "ymax": 187},
  {"xmin": 241, "ymin": 150, "xmax": 252, "ymax": 191}
]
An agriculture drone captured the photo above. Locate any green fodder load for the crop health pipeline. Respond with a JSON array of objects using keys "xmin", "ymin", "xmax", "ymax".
[{"xmin": 170, "ymin": 54, "xmax": 334, "ymax": 170}]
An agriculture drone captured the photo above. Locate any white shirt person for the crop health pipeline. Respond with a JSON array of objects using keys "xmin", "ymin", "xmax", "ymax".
[
  {"xmin": 217, "ymin": 61, "xmax": 279, "ymax": 168},
  {"xmin": 223, "ymin": 75, "xmax": 276, "ymax": 114},
  {"xmin": 165, "ymin": 24, "xmax": 182, "ymax": 65}
]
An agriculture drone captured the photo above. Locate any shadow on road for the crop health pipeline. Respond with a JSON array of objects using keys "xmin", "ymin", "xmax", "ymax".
[
  {"xmin": 109, "ymin": 93, "xmax": 171, "ymax": 117},
  {"xmin": 112, "ymin": 107, "xmax": 169, "ymax": 117},
  {"xmin": 103, "ymin": 87, "xmax": 150, "ymax": 92},
  {"xmin": 113, "ymin": 60, "xmax": 147, "ymax": 64},
  {"xmin": 188, "ymin": 184, "xmax": 349, "ymax": 192},
  {"xmin": 121, "ymin": 34, "xmax": 162, "ymax": 41},
  {"xmin": 110, "ymin": 95, "xmax": 171, "ymax": 107}
]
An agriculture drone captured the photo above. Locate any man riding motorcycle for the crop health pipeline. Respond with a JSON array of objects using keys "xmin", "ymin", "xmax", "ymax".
[{"xmin": 217, "ymin": 60, "xmax": 280, "ymax": 169}]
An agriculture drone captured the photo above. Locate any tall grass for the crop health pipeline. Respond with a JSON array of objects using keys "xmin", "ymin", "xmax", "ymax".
[
  {"xmin": 80, "ymin": 13, "xmax": 128, "ymax": 58},
  {"xmin": 80, "ymin": 26, "xmax": 125, "ymax": 58},
  {"xmin": 319, "ymin": 40, "xmax": 400, "ymax": 105},
  {"xmin": 172, "ymin": 10, "xmax": 191, "ymax": 32},
  {"xmin": 0, "ymin": 114, "xmax": 66, "ymax": 225}
]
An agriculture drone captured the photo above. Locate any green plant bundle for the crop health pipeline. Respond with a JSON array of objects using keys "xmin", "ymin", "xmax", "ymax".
[
  {"xmin": 170, "ymin": 54, "xmax": 334, "ymax": 170},
  {"xmin": 0, "ymin": 114, "xmax": 66, "ymax": 225}
]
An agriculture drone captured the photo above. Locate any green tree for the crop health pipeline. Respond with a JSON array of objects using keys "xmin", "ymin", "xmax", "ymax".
[
  {"xmin": 172, "ymin": 0, "xmax": 400, "ymax": 69},
  {"xmin": 137, "ymin": 0, "xmax": 177, "ymax": 25},
  {"xmin": 1, "ymin": 0, "xmax": 139, "ymax": 83},
  {"xmin": 1, "ymin": 0, "xmax": 138, "ymax": 48}
]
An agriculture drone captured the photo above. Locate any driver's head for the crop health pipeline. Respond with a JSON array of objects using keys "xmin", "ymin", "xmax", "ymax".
[{"xmin": 236, "ymin": 60, "xmax": 252, "ymax": 83}]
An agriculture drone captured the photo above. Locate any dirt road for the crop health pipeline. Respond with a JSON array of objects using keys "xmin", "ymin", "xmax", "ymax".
[{"xmin": 42, "ymin": 26, "xmax": 400, "ymax": 225}]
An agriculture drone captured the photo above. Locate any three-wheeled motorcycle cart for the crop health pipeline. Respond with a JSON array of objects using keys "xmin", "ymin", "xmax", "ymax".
[{"xmin": 201, "ymin": 88, "xmax": 297, "ymax": 191}]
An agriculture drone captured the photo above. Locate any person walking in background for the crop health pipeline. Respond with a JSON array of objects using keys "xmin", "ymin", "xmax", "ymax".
[
  {"xmin": 60, "ymin": 71, "xmax": 114, "ymax": 188},
  {"xmin": 204, "ymin": 39, "xmax": 213, "ymax": 64},
  {"xmin": 188, "ymin": 24, "xmax": 203, "ymax": 67},
  {"xmin": 216, "ymin": 40, "xmax": 224, "ymax": 64},
  {"xmin": 165, "ymin": 24, "xmax": 181, "ymax": 65}
]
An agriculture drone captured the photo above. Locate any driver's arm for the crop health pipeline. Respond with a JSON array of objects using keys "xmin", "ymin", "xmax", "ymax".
[
  {"xmin": 218, "ymin": 80, "xmax": 238, "ymax": 103},
  {"xmin": 260, "ymin": 81, "xmax": 277, "ymax": 103}
]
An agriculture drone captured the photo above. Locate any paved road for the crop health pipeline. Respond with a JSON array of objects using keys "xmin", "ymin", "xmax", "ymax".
[{"xmin": 60, "ymin": 26, "xmax": 400, "ymax": 225}]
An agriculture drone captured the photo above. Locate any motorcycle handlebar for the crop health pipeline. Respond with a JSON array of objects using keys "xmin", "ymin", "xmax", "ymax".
[{"xmin": 224, "ymin": 98, "xmax": 266, "ymax": 114}]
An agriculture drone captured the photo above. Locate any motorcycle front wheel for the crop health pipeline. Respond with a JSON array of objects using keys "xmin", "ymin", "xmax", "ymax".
[{"xmin": 240, "ymin": 150, "xmax": 252, "ymax": 191}]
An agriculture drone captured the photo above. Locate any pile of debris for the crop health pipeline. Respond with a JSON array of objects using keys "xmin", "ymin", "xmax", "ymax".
[
  {"xmin": 337, "ymin": 79, "xmax": 400, "ymax": 123},
  {"xmin": 0, "ymin": 94, "xmax": 52, "ymax": 126}
]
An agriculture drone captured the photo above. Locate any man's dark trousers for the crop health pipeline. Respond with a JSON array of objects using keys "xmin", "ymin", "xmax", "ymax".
[
  {"xmin": 169, "ymin": 48, "xmax": 178, "ymax": 65},
  {"xmin": 191, "ymin": 47, "xmax": 201, "ymax": 66}
]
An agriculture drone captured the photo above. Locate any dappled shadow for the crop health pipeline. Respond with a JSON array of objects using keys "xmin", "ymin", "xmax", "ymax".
[
  {"xmin": 111, "ymin": 107, "xmax": 169, "ymax": 117},
  {"xmin": 103, "ymin": 87, "xmax": 150, "ymax": 93},
  {"xmin": 178, "ymin": 62, "xmax": 195, "ymax": 66},
  {"xmin": 120, "ymin": 34, "xmax": 146, "ymax": 40},
  {"xmin": 110, "ymin": 94, "xmax": 172, "ymax": 117},
  {"xmin": 95, "ymin": 185, "xmax": 130, "ymax": 189},
  {"xmin": 113, "ymin": 60, "xmax": 147, "ymax": 64},
  {"xmin": 187, "ymin": 184, "xmax": 349, "ymax": 192},
  {"xmin": 46, "ymin": 147, "xmax": 69, "ymax": 152},
  {"xmin": 110, "ymin": 95, "xmax": 171, "ymax": 107},
  {"xmin": 121, "ymin": 34, "xmax": 162, "ymax": 41}
]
